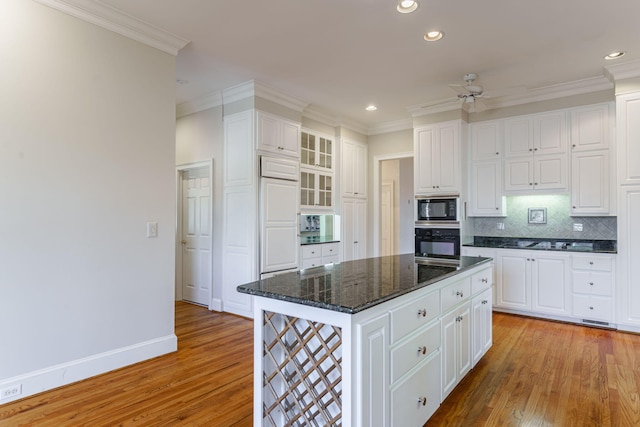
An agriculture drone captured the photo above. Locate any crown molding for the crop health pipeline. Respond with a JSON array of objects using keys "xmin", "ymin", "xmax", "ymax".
[
  {"xmin": 604, "ymin": 59, "xmax": 640, "ymax": 82},
  {"xmin": 220, "ymin": 80, "xmax": 309, "ymax": 113},
  {"xmin": 34, "ymin": 0, "xmax": 189, "ymax": 55},
  {"xmin": 302, "ymin": 106, "xmax": 369, "ymax": 136},
  {"xmin": 407, "ymin": 98, "xmax": 462, "ymax": 117},
  {"xmin": 176, "ymin": 92, "xmax": 223, "ymax": 118},
  {"xmin": 367, "ymin": 118, "xmax": 413, "ymax": 135}
]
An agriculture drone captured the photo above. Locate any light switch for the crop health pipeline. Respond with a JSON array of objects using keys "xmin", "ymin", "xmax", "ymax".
[
  {"xmin": 573, "ymin": 223, "xmax": 583, "ymax": 232},
  {"xmin": 147, "ymin": 222, "xmax": 158, "ymax": 238}
]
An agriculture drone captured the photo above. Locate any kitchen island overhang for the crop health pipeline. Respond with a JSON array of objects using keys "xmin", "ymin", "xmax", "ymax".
[{"xmin": 237, "ymin": 254, "xmax": 493, "ymax": 427}]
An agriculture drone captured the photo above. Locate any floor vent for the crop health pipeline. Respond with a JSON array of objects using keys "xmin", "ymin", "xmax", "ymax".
[{"xmin": 582, "ymin": 319, "xmax": 614, "ymax": 329}]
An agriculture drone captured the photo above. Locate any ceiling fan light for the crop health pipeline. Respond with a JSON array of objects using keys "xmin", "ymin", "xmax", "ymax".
[
  {"xmin": 397, "ymin": 1, "xmax": 418, "ymax": 13},
  {"xmin": 365, "ymin": 105, "xmax": 377, "ymax": 111},
  {"xmin": 465, "ymin": 96, "xmax": 475, "ymax": 104},
  {"xmin": 424, "ymin": 30, "xmax": 444, "ymax": 42},
  {"xmin": 604, "ymin": 50, "xmax": 626, "ymax": 60}
]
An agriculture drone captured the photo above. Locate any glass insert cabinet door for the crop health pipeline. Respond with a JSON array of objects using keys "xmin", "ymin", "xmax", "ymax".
[
  {"xmin": 300, "ymin": 170, "xmax": 332, "ymax": 208},
  {"xmin": 301, "ymin": 131, "xmax": 332, "ymax": 170}
]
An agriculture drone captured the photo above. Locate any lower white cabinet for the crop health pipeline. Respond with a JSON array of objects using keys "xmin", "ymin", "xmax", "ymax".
[
  {"xmin": 572, "ymin": 254, "xmax": 614, "ymax": 323},
  {"xmin": 342, "ymin": 198, "xmax": 367, "ymax": 261},
  {"xmin": 300, "ymin": 242, "xmax": 340, "ymax": 269},
  {"xmin": 441, "ymin": 301, "xmax": 471, "ymax": 399},
  {"xmin": 617, "ymin": 186, "xmax": 640, "ymax": 331},
  {"xmin": 358, "ymin": 313, "xmax": 389, "ymax": 427},
  {"xmin": 472, "ymin": 287, "xmax": 493, "ymax": 365}
]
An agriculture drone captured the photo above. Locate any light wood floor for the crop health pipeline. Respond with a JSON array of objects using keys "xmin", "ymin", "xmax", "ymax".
[{"xmin": 2, "ymin": 303, "xmax": 640, "ymax": 426}]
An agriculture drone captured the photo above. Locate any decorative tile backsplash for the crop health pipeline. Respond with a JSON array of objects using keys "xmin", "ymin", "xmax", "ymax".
[{"xmin": 469, "ymin": 194, "xmax": 617, "ymax": 240}]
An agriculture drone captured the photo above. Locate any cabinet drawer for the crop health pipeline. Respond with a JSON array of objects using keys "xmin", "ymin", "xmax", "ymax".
[
  {"xmin": 573, "ymin": 294, "xmax": 613, "ymax": 322},
  {"xmin": 572, "ymin": 254, "xmax": 613, "ymax": 271},
  {"xmin": 391, "ymin": 321, "xmax": 441, "ymax": 383},
  {"xmin": 323, "ymin": 255, "xmax": 339, "ymax": 265},
  {"xmin": 391, "ymin": 352, "xmax": 441, "ymax": 427},
  {"xmin": 572, "ymin": 271, "xmax": 613, "ymax": 296},
  {"xmin": 302, "ymin": 245, "xmax": 322, "ymax": 259},
  {"xmin": 441, "ymin": 277, "xmax": 471, "ymax": 312},
  {"xmin": 301, "ymin": 257, "xmax": 323, "ymax": 269},
  {"xmin": 322, "ymin": 243, "xmax": 339, "ymax": 257},
  {"xmin": 390, "ymin": 291, "xmax": 440, "ymax": 343},
  {"xmin": 471, "ymin": 268, "xmax": 492, "ymax": 294}
]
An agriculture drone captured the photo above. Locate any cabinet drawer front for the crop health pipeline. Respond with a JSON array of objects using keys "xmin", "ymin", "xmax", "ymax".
[
  {"xmin": 260, "ymin": 155, "xmax": 299, "ymax": 180},
  {"xmin": 321, "ymin": 243, "xmax": 339, "ymax": 257},
  {"xmin": 572, "ymin": 271, "xmax": 613, "ymax": 296},
  {"xmin": 390, "ymin": 291, "xmax": 440, "ymax": 343},
  {"xmin": 302, "ymin": 245, "xmax": 321, "ymax": 259},
  {"xmin": 322, "ymin": 255, "xmax": 339, "ymax": 265},
  {"xmin": 441, "ymin": 277, "xmax": 471, "ymax": 312},
  {"xmin": 572, "ymin": 255, "xmax": 612, "ymax": 271},
  {"xmin": 471, "ymin": 268, "xmax": 492, "ymax": 294},
  {"xmin": 391, "ymin": 321, "xmax": 441, "ymax": 383},
  {"xmin": 391, "ymin": 352, "xmax": 441, "ymax": 427},
  {"xmin": 301, "ymin": 257, "xmax": 323, "ymax": 269},
  {"xmin": 573, "ymin": 295, "xmax": 614, "ymax": 322}
]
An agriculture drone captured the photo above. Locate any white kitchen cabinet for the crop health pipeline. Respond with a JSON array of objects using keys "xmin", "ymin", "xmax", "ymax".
[
  {"xmin": 571, "ymin": 149, "xmax": 610, "ymax": 215},
  {"xmin": 470, "ymin": 120, "xmax": 502, "ymax": 161},
  {"xmin": 300, "ymin": 169, "xmax": 332, "ymax": 210},
  {"xmin": 414, "ymin": 120, "xmax": 461, "ymax": 195},
  {"xmin": 342, "ymin": 139, "xmax": 367, "ymax": 198},
  {"xmin": 342, "ymin": 198, "xmax": 367, "ymax": 261},
  {"xmin": 504, "ymin": 153, "xmax": 567, "ymax": 192},
  {"xmin": 300, "ymin": 242, "xmax": 340, "ymax": 269},
  {"xmin": 469, "ymin": 160, "xmax": 506, "ymax": 216},
  {"xmin": 572, "ymin": 253, "xmax": 614, "ymax": 324},
  {"xmin": 504, "ymin": 111, "xmax": 567, "ymax": 157},
  {"xmin": 256, "ymin": 110, "xmax": 300, "ymax": 158},
  {"xmin": 570, "ymin": 103, "xmax": 611, "ymax": 151},
  {"xmin": 472, "ymin": 287, "xmax": 492, "ymax": 365},
  {"xmin": 301, "ymin": 129, "xmax": 333, "ymax": 171},
  {"xmin": 617, "ymin": 186, "xmax": 640, "ymax": 331},
  {"xmin": 358, "ymin": 313, "xmax": 390, "ymax": 427},
  {"xmin": 496, "ymin": 250, "xmax": 570, "ymax": 316},
  {"xmin": 617, "ymin": 93, "xmax": 640, "ymax": 186},
  {"xmin": 441, "ymin": 300, "xmax": 471, "ymax": 399}
]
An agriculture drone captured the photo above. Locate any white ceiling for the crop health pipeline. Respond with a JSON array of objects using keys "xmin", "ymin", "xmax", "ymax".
[{"xmin": 98, "ymin": 0, "xmax": 640, "ymax": 130}]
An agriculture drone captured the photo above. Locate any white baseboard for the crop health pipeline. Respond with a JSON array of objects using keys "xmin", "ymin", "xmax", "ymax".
[
  {"xmin": 210, "ymin": 297, "xmax": 223, "ymax": 312},
  {"xmin": 0, "ymin": 334, "xmax": 177, "ymax": 405}
]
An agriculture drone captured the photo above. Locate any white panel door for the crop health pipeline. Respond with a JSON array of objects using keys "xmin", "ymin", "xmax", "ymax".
[
  {"xmin": 497, "ymin": 251, "xmax": 530, "ymax": 310},
  {"xmin": 531, "ymin": 253, "xmax": 570, "ymax": 315},
  {"xmin": 181, "ymin": 167, "xmax": 211, "ymax": 306},
  {"xmin": 437, "ymin": 122, "xmax": 460, "ymax": 193},
  {"xmin": 571, "ymin": 150, "xmax": 609, "ymax": 215},
  {"xmin": 261, "ymin": 178, "xmax": 299, "ymax": 273}
]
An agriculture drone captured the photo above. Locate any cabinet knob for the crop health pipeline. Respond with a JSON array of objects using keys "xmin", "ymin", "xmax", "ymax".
[
  {"xmin": 534, "ymin": 182, "xmax": 538, "ymax": 186},
  {"xmin": 589, "ymin": 282, "xmax": 594, "ymax": 286},
  {"xmin": 534, "ymin": 147, "xmax": 538, "ymax": 151},
  {"xmin": 573, "ymin": 206, "xmax": 577, "ymax": 209},
  {"xmin": 482, "ymin": 300, "xmax": 488, "ymax": 304},
  {"xmin": 496, "ymin": 152, "xmax": 500, "ymax": 155},
  {"xmin": 529, "ymin": 148, "xmax": 533, "ymax": 152},
  {"xmin": 589, "ymin": 261, "xmax": 594, "ymax": 265},
  {"xmin": 456, "ymin": 291, "xmax": 464, "ymax": 298},
  {"xmin": 496, "ymin": 207, "xmax": 499, "ymax": 210},
  {"xmin": 572, "ymin": 144, "xmax": 577, "ymax": 148},
  {"xmin": 529, "ymin": 183, "xmax": 533, "ymax": 186},
  {"xmin": 589, "ymin": 306, "xmax": 594, "ymax": 310},
  {"xmin": 481, "ymin": 278, "xmax": 488, "ymax": 283},
  {"xmin": 418, "ymin": 397, "xmax": 427, "ymax": 406},
  {"xmin": 354, "ymin": 241, "xmax": 358, "ymax": 244},
  {"xmin": 417, "ymin": 308, "xmax": 427, "ymax": 317},
  {"xmin": 418, "ymin": 346, "xmax": 427, "ymax": 355}
]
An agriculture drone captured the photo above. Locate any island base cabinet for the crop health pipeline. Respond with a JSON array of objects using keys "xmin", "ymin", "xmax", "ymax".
[
  {"xmin": 390, "ymin": 352, "xmax": 441, "ymax": 427},
  {"xmin": 358, "ymin": 313, "xmax": 389, "ymax": 427},
  {"xmin": 441, "ymin": 301, "xmax": 471, "ymax": 400}
]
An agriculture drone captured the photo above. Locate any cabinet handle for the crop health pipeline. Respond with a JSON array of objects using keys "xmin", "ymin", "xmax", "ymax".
[
  {"xmin": 589, "ymin": 261, "xmax": 594, "ymax": 265},
  {"xmin": 417, "ymin": 308, "xmax": 427, "ymax": 317},
  {"xmin": 572, "ymin": 144, "xmax": 576, "ymax": 148},
  {"xmin": 529, "ymin": 148, "xmax": 533, "ymax": 152},
  {"xmin": 482, "ymin": 300, "xmax": 488, "ymax": 304},
  {"xmin": 529, "ymin": 183, "xmax": 533, "ymax": 186},
  {"xmin": 481, "ymin": 278, "xmax": 488, "ymax": 283},
  {"xmin": 354, "ymin": 241, "xmax": 358, "ymax": 244},
  {"xmin": 589, "ymin": 306, "xmax": 594, "ymax": 310},
  {"xmin": 496, "ymin": 152, "xmax": 500, "ymax": 155},
  {"xmin": 573, "ymin": 206, "xmax": 577, "ymax": 209},
  {"xmin": 418, "ymin": 346, "xmax": 427, "ymax": 355},
  {"xmin": 589, "ymin": 282, "xmax": 594, "ymax": 286},
  {"xmin": 534, "ymin": 147, "xmax": 538, "ymax": 151},
  {"xmin": 418, "ymin": 397, "xmax": 427, "ymax": 406},
  {"xmin": 534, "ymin": 182, "xmax": 538, "ymax": 186},
  {"xmin": 456, "ymin": 291, "xmax": 464, "ymax": 298}
]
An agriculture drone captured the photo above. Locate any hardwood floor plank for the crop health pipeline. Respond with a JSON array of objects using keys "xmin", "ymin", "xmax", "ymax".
[{"xmin": 2, "ymin": 305, "xmax": 640, "ymax": 426}]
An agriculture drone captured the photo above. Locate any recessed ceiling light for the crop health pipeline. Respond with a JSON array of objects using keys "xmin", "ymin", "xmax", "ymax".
[
  {"xmin": 424, "ymin": 30, "xmax": 444, "ymax": 42},
  {"xmin": 366, "ymin": 105, "xmax": 378, "ymax": 111},
  {"xmin": 396, "ymin": 1, "xmax": 418, "ymax": 13},
  {"xmin": 604, "ymin": 51, "xmax": 626, "ymax": 60}
]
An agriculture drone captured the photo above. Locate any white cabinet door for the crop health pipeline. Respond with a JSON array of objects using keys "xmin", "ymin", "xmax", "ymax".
[
  {"xmin": 504, "ymin": 157, "xmax": 534, "ymax": 191},
  {"xmin": 414, "ymin": 121, "xmax": 460, "ymax": 195},
  {"xmin": 504, "ymin": 155, "xmax": 566, "ymax": 192},
  {"xmin": 616, "ymin": 93, "xmax": 640, "ymax": 185},
  {"xmin": 256, "ymin": 111, "xmax": 300, "ymax": 158},
  {"xmin": 358, "ymin": 313, "xmax": 389, "ymax": 427},
  {"xmin": 261, "ymin": 178, "xmax": 299, "ymax": 274},
  {"xmin": 504, "ymin": 117, "xmax": 533, "ymax": 157},
  {"xmin": 469, "ymin": 160, "xmax": 505, "ymax": 216},
  {"xmin": 470, "ymin": 120, "xmax": 502, "ymax": 161},
  {"xmin": 496, "ymin": 251, "xmax": 530, "ymax": 310},
  {"xmin": 441, "ymin": 301, "xmax": 471, "ymax": 399},
  {"xmin": 472, "ymin": 287, "xmax": 492, "ymax": 365},
  {"xmin": 570, "ymin": 103, "xmax": 611, "ymax": 151},
  {"xmin": 531, "ymin": 252, "xmax": 570, "ymax": 316},
  {"xmin": 301, "ymin": 130, "xmax": 333, "ymax": 171},
  {"xmin": 342, "ymin": 198, "xmax": 367, "ymax": 261},
  {"xmin": 300, "ymin": 169, "xmax": 332, "ymax": 210},
  {"xmin": 342, "ymin": 139, "xmax": 367, "ymax": 198},
  {"xmin": 571, "ymin": 150, "xmax": 610, "ymax": 215},
  {"xmin": 617, "ymin": 186, "xmax": 640, "ymax": 329},
  {"xmin": 534, "ymin": 111, "xmax": 567, "ymax": 155}
]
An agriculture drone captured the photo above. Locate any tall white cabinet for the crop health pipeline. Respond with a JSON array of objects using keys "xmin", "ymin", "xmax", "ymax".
[
  {"xmin": 414, "ymin": 120, "xmax": 461, "ymax": 195},
  {"xmin": 468, "ymin": 120, "xmax": 506, "ymax": 216},
  {"xmin": 341, "ymin": 139, "xmax": 368, "ymax": 261}
]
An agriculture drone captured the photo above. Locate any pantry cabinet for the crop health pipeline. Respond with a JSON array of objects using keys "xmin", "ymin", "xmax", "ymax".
[
  {"xmin": 342, "ymin": 198, "xmax": 367, "ymax": 261},
  {"xmin": 342, "ymin": 139, "xmax": 367, "ymax": 198},
  {"xmin": 414, "ymin": 120, "xmax": 461, "ymax": 195}
]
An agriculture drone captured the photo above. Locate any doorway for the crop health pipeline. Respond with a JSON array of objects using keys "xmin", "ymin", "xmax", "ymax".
[{"xmin": 176, "ymin": 163, "xmax": 213, "ymax": 307}]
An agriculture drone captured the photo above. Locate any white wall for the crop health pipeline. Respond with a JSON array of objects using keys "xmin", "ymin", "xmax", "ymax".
[{"xmin": 0, "ymin": 0, "xmax": 177, "ymax": 401}]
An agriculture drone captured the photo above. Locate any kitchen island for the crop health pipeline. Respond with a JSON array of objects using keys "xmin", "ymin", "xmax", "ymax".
[{"xmin": 237, "ymin": 254, "xmax": 493, "ymax": 427}]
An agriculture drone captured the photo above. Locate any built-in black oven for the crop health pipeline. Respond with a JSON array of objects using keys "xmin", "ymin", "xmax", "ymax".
[
  {"xmin": 415, "ymin": 227, "xmax": 460, "ymax": 259},
  {"xmin": 416, "ymin": 196, "xmax": 459, "ymax": 224}
]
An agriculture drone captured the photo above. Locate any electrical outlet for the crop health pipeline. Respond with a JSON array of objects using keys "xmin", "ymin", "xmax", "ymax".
[
  {"xmin": 497, "ymin": 223, "xmax": 505, "ymax": 230},
  {"xmin": 146, "ymin": 222, "xmax": 158, "ymax": 238},
  {"xmin": 573, "ymin": 223, "xmax": 583, "ymax": 232},
  {"xmin": 1, "ymin": 384, "xmax": 22, "ymax": 400}
]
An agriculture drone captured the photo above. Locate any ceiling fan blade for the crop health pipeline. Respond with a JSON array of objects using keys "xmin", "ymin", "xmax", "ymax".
[{"xmin": 448, "ymin": 84, "xmax": 471, "ymax": 95}]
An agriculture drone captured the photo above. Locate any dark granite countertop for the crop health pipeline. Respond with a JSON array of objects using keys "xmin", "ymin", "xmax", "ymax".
[
  {"xmin": 300, "ymin": 236, "xmax": 340, "ymax": 245},
  {"xmin": 237, "ymin": 254, "xmax": 491, "ymax": 314},
  {"xmin": 464, "ymin": 236, "xmax": 617, "ymax": 254}
]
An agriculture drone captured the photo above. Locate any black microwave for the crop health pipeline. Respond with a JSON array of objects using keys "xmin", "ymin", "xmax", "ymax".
[{"xmin": 416, "ymin": 197, "xmax": 459, "ymax": 222}]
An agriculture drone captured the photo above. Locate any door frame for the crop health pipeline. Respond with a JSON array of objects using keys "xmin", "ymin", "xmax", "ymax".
[
  {"xmin": 372, "ymin": 152, "xmax": 413, "ymax": 257},
  {"xmin": 176, "ymin": 159, "xmax": 215, "ymax": 310}
]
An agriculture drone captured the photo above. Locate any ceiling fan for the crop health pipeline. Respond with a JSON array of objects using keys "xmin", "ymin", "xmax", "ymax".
[{"xmin": 448, "ymin": 73, "xmax": 488, "ymax": 112}]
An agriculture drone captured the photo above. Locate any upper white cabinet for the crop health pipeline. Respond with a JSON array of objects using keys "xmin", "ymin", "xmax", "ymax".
[
  {"xmin": 571, "ymin": 150, "xmax": 610, "ymax": 215},
  {"xmin": 301, "ymin": 130, "xmax": 333, "ymax": 171},
  {"xmin": 570, "ymin": 104, "xmax": 611, "ymax": 151},
  {"xmin": 504, "ymin": 111, "xmax": 567, "ymax": 157},
  {"xmin": 300, "ymin": 170, "xmax": 332, "ymax": 210},
  {"xmin": 470, "ymin": 120, "xmax": 502, "ymax": 160},
  {"xmin": 468, "ymin": 120, "xmax": 505, "ymax": 216},
  {"xmin": 504, "ymin": 154, "xmax": 567, "ymax": 192},
  {"xmin": 617, "ymin": 93, "xmax": 640, "ymax": 186},
  {"xmin": 256, "ymin": 111, "xmax": 300, "ymax": 158},
  {"xmin": 342, "ymin": 139, "xmax": 367, "ymax": 198},
  {"xmin": 414, "ymin": 120, "xmax": 461, "ymax": 195}
]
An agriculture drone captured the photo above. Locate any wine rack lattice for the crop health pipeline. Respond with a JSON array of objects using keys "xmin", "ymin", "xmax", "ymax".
[{"xmin": 262, "ymin": 311, "xmax": 342, "ymax": 426}]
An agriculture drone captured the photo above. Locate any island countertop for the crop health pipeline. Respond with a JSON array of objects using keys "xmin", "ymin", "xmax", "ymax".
[{"xmin": 237, "ymin": 254, "xmax": 491, "ymax": 314}]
